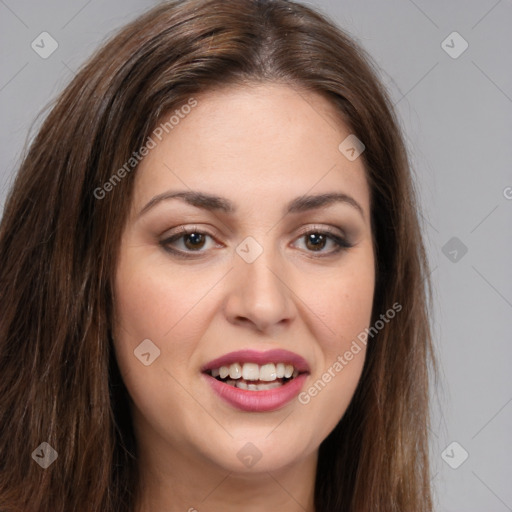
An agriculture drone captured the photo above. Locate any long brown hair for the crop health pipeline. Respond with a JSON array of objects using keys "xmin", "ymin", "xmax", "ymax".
[{"xmin": 0, "ymin": 1, "xmax": 437, "ymax": 510}]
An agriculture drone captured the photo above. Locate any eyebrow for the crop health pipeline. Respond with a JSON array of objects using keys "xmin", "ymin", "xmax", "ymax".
[{"xmin": 138, "ymin": 190, "xmax": 365, "ymax": 219}]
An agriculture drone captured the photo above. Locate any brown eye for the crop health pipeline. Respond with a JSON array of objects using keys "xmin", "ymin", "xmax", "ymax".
[
  {"xmin": 293, "ymin": 228, "xmax": 353, "ymax": 257},
  {"xmin": 160, "ymin": 226, "xmax": 220, "ymax": 257},
  {"xmin": 304, "ymin": 232, "xmax": 327, "ymax": 251},
  {"xmin": 182, "ymin": 232, "xmax": 206, "ymax": 250}
]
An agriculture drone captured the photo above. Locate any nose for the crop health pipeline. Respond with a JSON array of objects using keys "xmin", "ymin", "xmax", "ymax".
[{"xmin": 223, "ymin": 242, "xmax": 295, "ymax": 334}]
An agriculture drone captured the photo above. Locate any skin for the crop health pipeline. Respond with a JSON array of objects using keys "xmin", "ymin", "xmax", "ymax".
[{"xmin": 113, "ymin": 83, "xmax": 375, "ymax": 512}]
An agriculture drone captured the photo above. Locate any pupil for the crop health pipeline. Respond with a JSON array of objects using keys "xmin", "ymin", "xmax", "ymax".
[
  {"xmin": 306, "ymin": 233, "xmax": 325, "ymax": 251},
  {"xmin": 184, "ymin": 233, "xmax": 204, "ymax": 250}
]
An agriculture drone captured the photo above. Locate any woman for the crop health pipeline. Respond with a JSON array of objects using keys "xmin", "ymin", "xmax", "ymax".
[{"xmin": 0, "ymin": 0, "xmax": 437, "ymax": 510}]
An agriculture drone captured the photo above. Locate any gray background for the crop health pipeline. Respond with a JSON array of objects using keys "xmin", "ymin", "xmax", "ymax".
[{"xmin": 1, "ymin": 1, "xmax": 511, "ymax": 510}]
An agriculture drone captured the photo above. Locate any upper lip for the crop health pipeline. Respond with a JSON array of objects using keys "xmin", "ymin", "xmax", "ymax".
[{"xmin": 201, "ymin": 349, "xmax": 310, "ymax": 373}]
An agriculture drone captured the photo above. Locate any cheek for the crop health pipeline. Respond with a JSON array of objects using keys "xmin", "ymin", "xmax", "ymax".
[
  {"xmin": 302, "ymin": 255, "xmax": 375, "ymax": 353},
  {"xmin": 111, "ymin": 251, "xmax": 216, "ymax": 438},
  {"xmin": 306, "ymin": 269, "xmax": 373, "ymax": 386},
  {"xmin": 111, "ymin": 251, "xmax": 200, "ymax": 392},
  {"xmin": 113, "ymin": 251, "xmax": 216, "ymax": 345},
  {"xmin": 327, "ymin": 271, "xmax": 374, "ymax": 342},
  {"xmin": 292, "ymin": 252, "xmax": 374, "ymax": 440}
]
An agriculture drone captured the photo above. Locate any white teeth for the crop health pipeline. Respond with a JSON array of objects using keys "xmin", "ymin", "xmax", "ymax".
[
  {"xmin": 229, "ymin": 363, "xmax": 242, "ymax": 379},
  {"xmin": 259, "ymin": 363, "xmax": 277, "ymax": 381},
  {"xmin": 284, "ymin": 364, "xmax": 294, "ymax": 378},
  {"xmin": 242, "ymin": 363, "xmax": 260, "ymax": 381},
  {"xmin": 236, "ymin": 380, "xmax": 284, "ymax": 391},
  {"xmin": 210, "ymin": 362, "xmax": 301, "ymax": 382},
  {"xmin": 265, "ymin": 381, "xmax": 283, "ymax": 390}
]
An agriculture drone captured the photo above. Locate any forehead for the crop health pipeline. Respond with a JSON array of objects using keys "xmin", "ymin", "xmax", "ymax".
[{"xmin": 132, "ymin": 83, "xmax": 370, "ymax": 216}]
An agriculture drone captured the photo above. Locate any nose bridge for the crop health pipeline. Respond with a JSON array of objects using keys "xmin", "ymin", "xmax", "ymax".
[{"xmin": 224, "ymin": 234, "xmax": 294, "ymax": 331}]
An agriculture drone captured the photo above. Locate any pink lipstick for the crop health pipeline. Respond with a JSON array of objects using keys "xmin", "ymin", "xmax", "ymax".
[{"xmin": 201, "ymin": 349, "xmax": 310, "ymax": 412}]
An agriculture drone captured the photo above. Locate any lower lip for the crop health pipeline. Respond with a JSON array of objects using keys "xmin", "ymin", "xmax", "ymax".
[{"xmin": 203, "ymin": 373, "xmax": 308, "ymax": 412}]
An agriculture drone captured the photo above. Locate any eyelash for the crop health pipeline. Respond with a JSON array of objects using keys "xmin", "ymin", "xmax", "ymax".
[{"xmin": 160, "ymin": 225, "xmax": 353, "ymax": 259}]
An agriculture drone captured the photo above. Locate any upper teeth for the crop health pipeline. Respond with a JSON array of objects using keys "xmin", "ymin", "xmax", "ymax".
[{"xmin": 212, "ymin": 363, "xmax": 297, "ymax": 381}]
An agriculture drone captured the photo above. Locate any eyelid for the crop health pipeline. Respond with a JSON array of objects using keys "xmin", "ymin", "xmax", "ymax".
[
  {"xmin": 294, "ymin": 224, "xmax": 346, "ymax": 239},
  {"xmin": 162, "ymin": 224, "xmax": 220, "ymax": 241}
]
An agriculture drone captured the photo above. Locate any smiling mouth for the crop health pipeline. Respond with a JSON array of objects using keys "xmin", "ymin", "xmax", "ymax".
[{"xmin": 205, "ymin": 362, "xmax": 302, "ymax": 391}]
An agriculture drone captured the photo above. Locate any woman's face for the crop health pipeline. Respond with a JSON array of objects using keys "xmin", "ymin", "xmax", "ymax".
[{"xmin": 113, "ymin": 83, "xmax": 375, "ymax": 476}]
